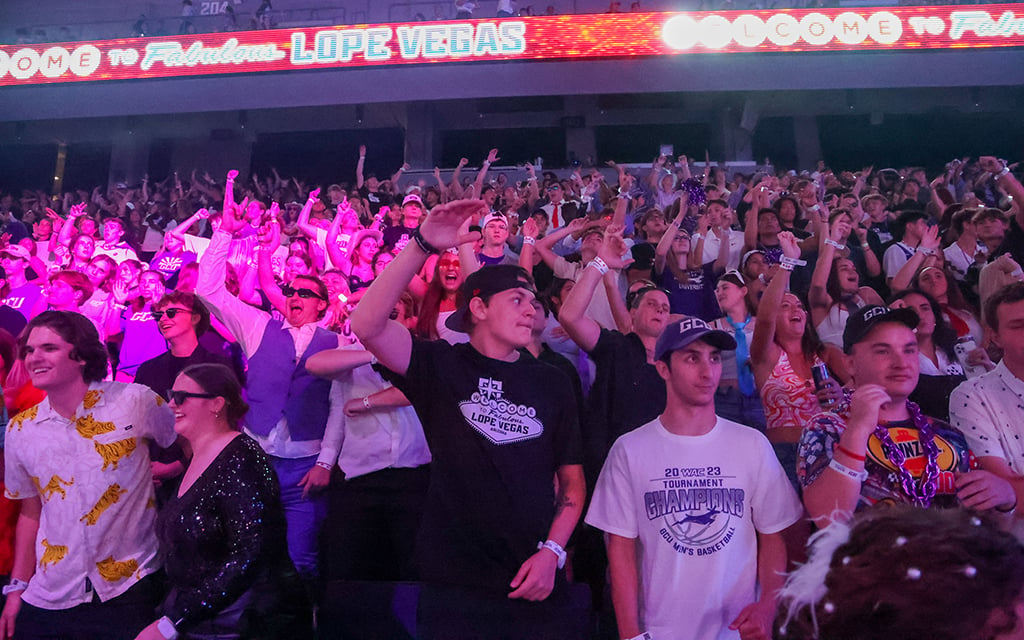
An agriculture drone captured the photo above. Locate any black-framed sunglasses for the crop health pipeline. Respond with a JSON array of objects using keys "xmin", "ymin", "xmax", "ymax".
[
  {"xmin": 626, "ymin": 285, "xmax": 669, "ymax": 310},
  {"xmin": 281, "ymin": 285, "xmax": 325, "ymax": 300},
  {"xmin": 167, "ymin": 390, "xmax": 218, "ymax": 405},
  {"xmin": 152, "ymin": 308, "xmax": 193, "ymax": 320}
]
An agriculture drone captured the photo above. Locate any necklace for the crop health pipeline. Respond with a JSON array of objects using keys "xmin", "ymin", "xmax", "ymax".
[{"xmin": 840, "ymin": 391, "xmax": 941, "ymax": 507}]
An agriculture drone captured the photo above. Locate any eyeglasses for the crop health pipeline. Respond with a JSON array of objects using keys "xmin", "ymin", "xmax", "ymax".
[
  {"xmin": 152, "ymin": 308, "xmax": 192, "ymax": 320},
  {"xmin": 167, "ymin": 390, "xmax": 218, "ymax": 405},
  {"xmin": 281, "ymin": 285, "xmax": 324, "ymax": 300}
]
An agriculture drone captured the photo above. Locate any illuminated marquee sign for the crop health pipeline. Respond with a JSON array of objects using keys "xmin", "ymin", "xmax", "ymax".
[{"xmin": 1, "ymin": 4, "xmax": 1022, "ymax": 87}]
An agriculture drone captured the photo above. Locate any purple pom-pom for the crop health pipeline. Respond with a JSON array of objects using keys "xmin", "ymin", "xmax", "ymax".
[{"xmin": 681, "ymin": 179, "xmax": 707, "ymax": 208}]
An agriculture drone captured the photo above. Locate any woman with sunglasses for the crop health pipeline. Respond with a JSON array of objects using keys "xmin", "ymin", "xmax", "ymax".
[
  {"xmin": 135, "ymin": 364, "xmax": 305, "ymax": 640},
  {"xmin": 114, "ymin": 269, "xmax": 167, "ymax": 383}
]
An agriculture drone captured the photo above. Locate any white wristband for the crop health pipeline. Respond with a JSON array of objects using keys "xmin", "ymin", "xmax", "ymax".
[
  {"xmin": 587, "ymin": 257, "xmax": 609, "ymax": 275},
  {"xmin": 996, "ymin": 166, "xmax": 1011, "ymax": 179},
  {"xmin": 523, "ymin": 236, "xmax": 536, "ymax": 245},
  {"xmin": 537, "ymin": 539, "xmax": 567, "ymax": 569},
  {"xmin": 829, "ymin": 457, "xmax": 868, "ymax": 482},
  {"xmin": 916, "ymin": 247, "xmax": 936, "ymax": 256},
  {"xmin": 825, "ymin": 239, "xmax": 846, "ymax": 250},
  {"xmin": 157, "ymin": 616, "xmax": 179, "ymax": 640},
  {"xmin": 624, "ymin": 633, "xmax": 653, "ymax": 640},
  {"xmin": 2, "ymin": 578, "xmax": 28, "ymax": 595},
  {"xmin": 691, "ymin": 233, "xmax": 702, "ymax": 241}
]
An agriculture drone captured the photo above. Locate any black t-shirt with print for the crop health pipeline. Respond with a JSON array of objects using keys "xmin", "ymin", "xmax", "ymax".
[
  {"xmin": 358, "ymin": 186, "xmax": 393, "ymax": 217},
  {"xmin": 391, "ymin": 339, "xmax": 583, "ymax": 593}
]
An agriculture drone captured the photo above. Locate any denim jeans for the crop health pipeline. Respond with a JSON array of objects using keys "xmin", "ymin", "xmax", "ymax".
[{"xmin": 270, "ymin": 455, "xmax": 328, "ymax": 579}]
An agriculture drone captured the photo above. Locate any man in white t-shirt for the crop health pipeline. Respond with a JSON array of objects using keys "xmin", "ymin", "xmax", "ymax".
[{"xmin": 586, "ymin": 317, "xmax": 803, "ymax": 640}]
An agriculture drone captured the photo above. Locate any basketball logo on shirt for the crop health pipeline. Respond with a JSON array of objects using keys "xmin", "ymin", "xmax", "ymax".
[
  {"xmin": 645, "ymin": 467, "xmax": 745, "ymax": 556},
  {"xmin": 459, "ymin": 377, "xmax": 543, "ymax": 445}
]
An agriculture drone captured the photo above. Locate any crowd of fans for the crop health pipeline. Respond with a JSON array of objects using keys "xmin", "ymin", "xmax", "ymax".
[{"xmin": 1, "ymin": 145, "xmax": 1024, "ymax": 639}]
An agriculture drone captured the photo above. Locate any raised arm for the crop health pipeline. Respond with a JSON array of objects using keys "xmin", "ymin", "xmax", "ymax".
[
  {"xmin": 256, "ymin": 218, "xmax": 287, "ymax": 314},
  {"xmin": 56, "ymin": 202, "xmax": 86, "ymax": 251},
  {"xmin": 604, "ymin": 225, "xmax": 634, "ymax": 334},
  {"xmin": 535, "ymin": 218, "xmax": 585, "ymax": 271},
  {"xmin": 195, "ymin": 198, "xmax": 267, "ymax": 355},
  {"xmin": 167, "ymin": 207, "xmax": 209, "ymax": 242},
  {"xmin": 559, "ymin": 236, "xmax": 630, "ymax": 353},
  {"xmin": 350, "ymin": 199, "xmax": 484, "ymax": 376},
  {"xmin": 654, "ymin": 204, "xmax": 686, "ymax": 276},
  {"xmin": 295, "ymin": 188, "xmax": 322, "ymax": 239},
  {"xmin": 809, "ymin": 221, "xmax": 843, "ymax": 325},
  {"xmin": 980, "ymin": 156, "xmax": 1024, "ymax": 229},
  {"xmin": 750, "ymin": 232, "xmax": 800, "ymax": 384},
  {"xmin": 472, "ymin": 149, "xmax": 500, "ymax": 199},
  {"xmin": 355, "ymin": 145, "xmax": 367, "ymax": 190},
  {"xmin": 890, "ymin": 224, "xmax": 939, "ymax": 292},
  {"xmin": 223, "ymin": 170, "xmax": 239, "ymax": 216},
  {"xmin": 450, "ymin": 157, "xmax": 468, "ymax": 200}
]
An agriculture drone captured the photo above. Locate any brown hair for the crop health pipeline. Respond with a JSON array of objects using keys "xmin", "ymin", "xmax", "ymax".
[
  {"xmin": 179, "ymin": 363, "xmax": 249, "ymax": 429},
  {"xmin": 20, "ymin": 311, "xmax": 109, "ymax": 383},
  {"xmin": 779, "ymin": 506, "xmax": 1024, "ymax": 640}
]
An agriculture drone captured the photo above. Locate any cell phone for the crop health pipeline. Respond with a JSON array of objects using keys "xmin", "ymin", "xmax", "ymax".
[{"xmin": 659, "ymin": 144, "xmax": 674, "ymax": 157}]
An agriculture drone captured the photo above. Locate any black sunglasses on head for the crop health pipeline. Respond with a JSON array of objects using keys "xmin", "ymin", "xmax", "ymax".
[
  {"xmin": 152, "ymin": 308, "xmax": 192, "ymax": 320},
  {"xmin": 167, "ymin": 390, "xmax": 218, "ymax": 405},
  {"xmin": 281, "ymin": 285, "xmax": 324, "ymax": 300}
]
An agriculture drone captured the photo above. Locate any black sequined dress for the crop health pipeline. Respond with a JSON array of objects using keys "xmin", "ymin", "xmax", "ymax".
[{"xmin": 156, "ymin": 434, "xmax": 297, "ymax": 637}]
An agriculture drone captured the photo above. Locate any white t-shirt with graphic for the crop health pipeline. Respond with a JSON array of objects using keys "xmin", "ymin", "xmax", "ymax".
[{"xmin": 586, "ymin": 417, "xmax": 802, "ymax": 640}]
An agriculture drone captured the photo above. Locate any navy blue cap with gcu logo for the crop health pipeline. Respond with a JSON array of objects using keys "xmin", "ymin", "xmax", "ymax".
[
  {"xmin": 654, "ymin": 317, "xmax": 737, "ymax": 361},
  {"xmin": 842, "ymin": 304, "xmax": 920, "ymax": 353}
]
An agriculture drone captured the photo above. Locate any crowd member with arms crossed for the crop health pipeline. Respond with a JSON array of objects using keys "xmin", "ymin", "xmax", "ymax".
[
  {"xmin": 586, "ymin": 317, "xmax": 803, "ymax": 640},
  {"xmin": 1, "ymin": 311, "xmax": 175, "ymax": 640},
  {"xmin": 350, "ymin": 198, "xmax": 586, "ymax": 640}
]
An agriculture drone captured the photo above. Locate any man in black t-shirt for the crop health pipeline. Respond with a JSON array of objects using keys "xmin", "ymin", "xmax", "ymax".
[{"xmin": 351, "ymin": 199, "xmax": 586, "ymax": 640}]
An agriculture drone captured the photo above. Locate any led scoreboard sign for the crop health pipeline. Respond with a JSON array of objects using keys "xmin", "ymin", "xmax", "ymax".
[{"xmin": 1, "ymin": 4, "xmax": 1022, "ymax": 86}]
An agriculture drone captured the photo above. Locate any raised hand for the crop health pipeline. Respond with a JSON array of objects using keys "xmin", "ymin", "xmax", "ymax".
[
  {"xmin": 978, "ymin": 156, "xmax": 1004, "ymax": 174},
  {"xmin": 919, "ymin": 224, "xmax": 940, "ymax": 252},
  {"xmin": 778, "ymin": 231, "xmax": 800, "ymax": 259},
  {"xmin": 418, "ymin": 199, "xmax": 486, "ymax": 251},
  {"xmin": 486, "ymin": 148, "xmax": 500, "ymax": 165},
  {"xmin": 846, "ymin": 384, "xmax": 892, "ymax": 437},
  {"xmin": 522, "ymin": 217, "xmax": 540, "ymax": 239}
]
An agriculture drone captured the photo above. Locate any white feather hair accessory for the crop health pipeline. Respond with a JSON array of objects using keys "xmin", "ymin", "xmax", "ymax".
[{"xmin": 777, "ymin": 514, "xmax": 853, "ymax": 637}]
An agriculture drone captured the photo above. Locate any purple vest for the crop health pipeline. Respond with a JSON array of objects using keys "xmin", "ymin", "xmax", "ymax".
[{"xmin": 246, "ymin": 319, "xmax": 336, "ymax": 441}]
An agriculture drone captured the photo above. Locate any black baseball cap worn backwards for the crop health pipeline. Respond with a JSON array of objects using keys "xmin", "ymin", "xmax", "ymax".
[{"xmin": 444, "ymin": 265, "xmax": 537, "ymax": 332}]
